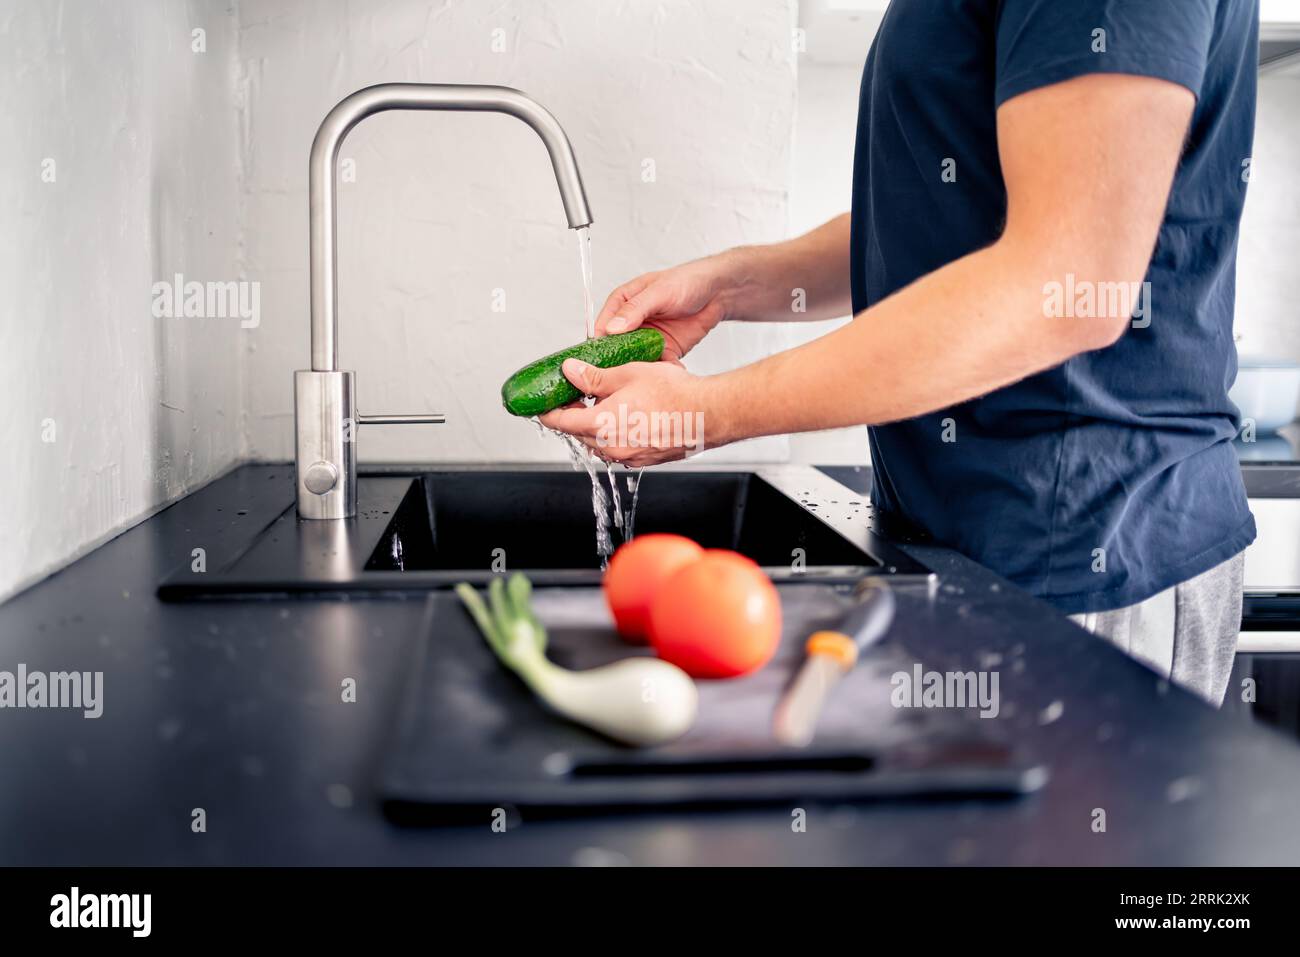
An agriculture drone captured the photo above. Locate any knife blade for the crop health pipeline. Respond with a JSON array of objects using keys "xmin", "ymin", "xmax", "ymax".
[{"xmin": 772, "ymin": 577, "xmax": 896, "ymax": 747}]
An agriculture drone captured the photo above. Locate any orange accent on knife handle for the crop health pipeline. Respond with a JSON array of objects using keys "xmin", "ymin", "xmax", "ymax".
[{"xmin": 805, "ymin": 631, "xmax": 858, "ymax": 669}]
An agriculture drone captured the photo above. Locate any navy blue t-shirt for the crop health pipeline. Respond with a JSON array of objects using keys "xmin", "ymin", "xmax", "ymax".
[{"xmin": 851, "ymin": 0, "xmax": 1259, "ymax": 614}]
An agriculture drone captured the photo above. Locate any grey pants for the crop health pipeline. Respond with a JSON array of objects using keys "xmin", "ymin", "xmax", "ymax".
[{"xmin": 1069, "ymin": 552, "xmax": 1244, "ymax": 706}]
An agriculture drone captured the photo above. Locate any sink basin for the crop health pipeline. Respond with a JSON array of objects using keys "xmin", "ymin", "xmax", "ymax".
[{"xmin": 159, "ymin": 466, "xmax": 933, "ymax": 599}]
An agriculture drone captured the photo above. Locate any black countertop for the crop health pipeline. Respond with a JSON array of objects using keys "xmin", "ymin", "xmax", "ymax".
[
  {"xmin": 3, "ymin": 464, "xmax": 1300, "ymax": 865},
  {"xmin": 820, "ymin": 461, "xmax": 1300, "ymax": 499}
]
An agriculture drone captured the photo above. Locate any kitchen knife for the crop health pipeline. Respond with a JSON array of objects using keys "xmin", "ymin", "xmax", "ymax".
[{"xmin": 772, "ymin": 577, "xmax": 896, "ymax": 748}]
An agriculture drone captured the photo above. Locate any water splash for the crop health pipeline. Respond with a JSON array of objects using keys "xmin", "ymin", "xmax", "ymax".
[
  {"xmin": 623, "ymin": 468, "xmax": 645, "ymax": 541},
  {"xmin": 535, "ymin": 424, "xmax": 645, "ymax": 568},
  {"xmin": 559, "ymin": 433, "xmax": 614, "ymax": 564},
  {"xmin": 605, "ymin": 460, "xmax": 624, "ymax": 532}
]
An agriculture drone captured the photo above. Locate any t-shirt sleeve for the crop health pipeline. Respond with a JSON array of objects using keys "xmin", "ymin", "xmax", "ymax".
[{"xmin": 995, "ymin": 0, "xmax": 1219, "ymax": 108}]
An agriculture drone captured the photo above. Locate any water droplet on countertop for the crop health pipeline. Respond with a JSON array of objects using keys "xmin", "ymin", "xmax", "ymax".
[
  {"xmin": 542, "ymin": 752, "xmax": 571, "ymax": 777},
  {"xmin": 572, "ymin": 846, "xmax": 629, "ymax": 867},
  {"xmin": 1166, "ymin": 776, "xmax": 1202, "ymax": 803},
  {"xmin": 1038, "ymin": 700, "xmax": 1065, "ymax": 725}
]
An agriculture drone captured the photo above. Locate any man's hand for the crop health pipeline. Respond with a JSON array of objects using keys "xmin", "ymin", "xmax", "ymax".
[
  {"xmin": 593, "ymin": 214, "xmax": 856, "ymax": 359},
  {"xmin": 594, "ymin": 259, "xmax": 734, "ymax": 361},
  {"xmin": 537, "ymin": 358, "xmax": 718, "ymax": 467}
]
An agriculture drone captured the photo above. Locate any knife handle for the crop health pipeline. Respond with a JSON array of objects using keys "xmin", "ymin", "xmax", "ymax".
[{"xmin": 805, "ymin": 631, "xmax": 862, "ymax": 669}]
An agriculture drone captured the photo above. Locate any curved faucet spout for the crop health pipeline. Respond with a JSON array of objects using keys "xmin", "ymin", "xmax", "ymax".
[{"xmin": 307, "ymin": 83, "xmax": 593, "ymax": 372}]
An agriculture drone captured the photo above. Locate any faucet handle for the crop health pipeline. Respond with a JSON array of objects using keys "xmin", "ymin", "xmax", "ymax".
[{"xmin": 356, "ymin": 412, "xmax": 447, "ymax": 426}]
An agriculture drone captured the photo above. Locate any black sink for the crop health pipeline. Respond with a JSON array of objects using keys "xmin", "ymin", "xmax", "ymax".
[{"xmin": 158, "ymin": 467, "xmax": 932, "ymax": 599}]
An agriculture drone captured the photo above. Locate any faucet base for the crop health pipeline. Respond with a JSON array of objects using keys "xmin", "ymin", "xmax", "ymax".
[{"xmin": 294, "ymin": 370, "xmax": 357, "ymax": 519}]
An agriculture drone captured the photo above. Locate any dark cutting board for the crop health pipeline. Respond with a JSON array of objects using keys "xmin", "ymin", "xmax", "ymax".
[{"xmin": 380, "ymin": 584, "xmax": 1046, "ymax": 817}]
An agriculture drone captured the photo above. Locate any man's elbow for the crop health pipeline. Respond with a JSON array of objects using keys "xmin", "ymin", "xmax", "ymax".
[
  {"xmin": 1035, "ymin": 256, "xmax": 1151, "ymax": 356},
  {"xmin": 1002, "ymin": 215, "xmax": 1158, "ymax": 359},
  {"xmin": 1072, "ymin": 309, "xmax": 1132, "ymax": 353}
]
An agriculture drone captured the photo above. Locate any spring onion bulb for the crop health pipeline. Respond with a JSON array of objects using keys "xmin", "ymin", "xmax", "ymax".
[{"xmin": 455, "ymin": 575, "xmax": 698, "ymax": 747}]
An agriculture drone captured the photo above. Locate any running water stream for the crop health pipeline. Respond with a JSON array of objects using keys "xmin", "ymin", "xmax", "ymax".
[
  {"xmin": 533, "ymin": 421, "xmax": 645, "ymax": 568},
  {"xmin": 576, "ymin": 224, "xmax": 596, "ymax": 339},
  {"xmin": 532, "ymin": 227, "xmax": 647, "ymax": 567}
]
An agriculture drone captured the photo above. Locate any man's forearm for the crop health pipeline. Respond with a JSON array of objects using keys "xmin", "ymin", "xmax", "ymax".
[
  {"xmin": 718, "ymin": 213, "xmax": 853, "ymax": 323},
  {"xmin": 703, "ymin": 236, "xmax": 1129, "ymax": 442}
]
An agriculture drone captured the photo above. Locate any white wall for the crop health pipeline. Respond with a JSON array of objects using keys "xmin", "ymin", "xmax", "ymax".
[
  {"xmin": 1, "ymin": 0, "xmax": 810, "ymax": 600},
  {"xmin": 1236, "ymin": 71, "xmax": 1300, "ymax": 369},
  {"xmin": 237, "ymin": 0, "xmax": 803, "ymax": 465},
  {"xmin": 0, "ymin": 0, "xmax": 245, "ymax": 600}
]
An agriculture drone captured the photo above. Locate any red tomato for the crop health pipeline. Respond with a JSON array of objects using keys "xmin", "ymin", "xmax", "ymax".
[
  {"xmin": 648, "ymin": 550, "xmax": 782, "ymax": 678},
  {"xmin": 603, "ymin": 534, "xmax": 705, "ymax": 642}
]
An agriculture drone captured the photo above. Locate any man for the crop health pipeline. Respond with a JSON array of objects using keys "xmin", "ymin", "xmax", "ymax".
[{"xmin": 541, "ymin": 0, "xmax": 1259, "ymax": 705}]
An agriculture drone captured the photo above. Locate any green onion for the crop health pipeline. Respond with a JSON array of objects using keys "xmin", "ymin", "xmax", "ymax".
[{"xmin": 455, "ymin": 575, "xmax": 697, "ymax": 747}]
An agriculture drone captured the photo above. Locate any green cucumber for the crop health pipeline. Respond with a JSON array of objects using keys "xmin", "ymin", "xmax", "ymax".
[{"xmin": 501, "ymin": 328, "xmax": 665, "ymax": 417}]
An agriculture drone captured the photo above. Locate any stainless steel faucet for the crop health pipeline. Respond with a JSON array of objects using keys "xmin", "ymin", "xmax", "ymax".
[{"xmin": 295, "ymin": 83, "xmax": 593, "ymax": 519}]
